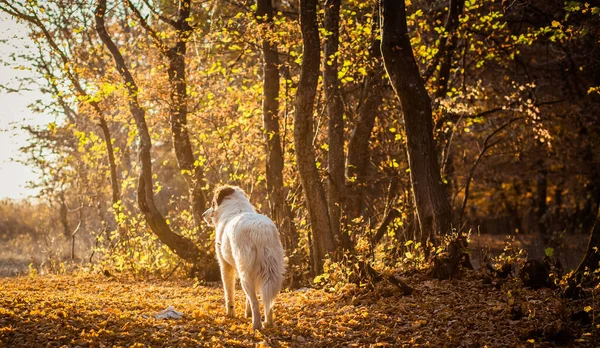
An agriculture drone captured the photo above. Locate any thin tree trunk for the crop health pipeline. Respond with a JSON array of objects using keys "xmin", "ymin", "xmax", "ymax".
[
  {"xmin": 536, "ymin": 161, "xmax": 548, "ymax": 239},
  {"xmin": 125, "ymin": 0, "xmax": 208, "ymax": 237},
  {"xmin": 434, "ymin": 0, "xmax": 465, "ymax": 99},
  {"xmin": 346, "ymin": 21, "xmax": 385, "ymax": 225},
  {"xmin": 323, "ymin": 0, "xmax": 346, "ymax": 249},
  {"xmin": 165, "ymin": 0, "xmax": 208, "ymax": 233},
  {"xmin": 380, "ymin": 0, "xmax": 452, "ymax": 242},
  {"xmin": 295, "ymin": 0, "xmax": 337, "ymax": 274},
  {"xmin": 458, "ymin": 117, "xmax": 521, "ymax": 221},
  {"xmin": 430, "ymin": 0, "xmax": 465, "ymax": 195},
  {"xmin": 71, "ymin": 220, "xmax": 82, "ymax": 261},
  {"xmin": 126, "ymin": 0, "xmax": 208, "ymax": 234},
  {"xmin": 98, "ymin": 117, "xmax": 121, "ymax": 205},
  {"xmin": 256, "ymin": 0, "xmax": 299, "ymax": 256},
  {"xmin": 431, "ymin": 0, "xmax": 465, "ymax": 167},
  {"xmin": 58, "ymin": 192, "xmax": 70, "ymax": 239},
  {"xmin": 95, "ymin": 0, "xmax": 204, "ymax": 263}
]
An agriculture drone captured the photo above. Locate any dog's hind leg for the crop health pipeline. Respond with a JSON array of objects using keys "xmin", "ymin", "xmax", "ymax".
[
  {"xmin": 244, "ymin": 298, "xmax": 252, "ymax": 318},
  {"xmin": 220, "ymin": 262, "xmax": 236, "ymax": 317},
  {"xmin": 240, "ymin": 275, "xmax": 262, "ymax": 330},
  {"xmin": 262, "ymin": 279, "xmax": 277, "ymax": 328},
  {"xmin": 263, "ymin": 299, "xmax": 274, "ymax": 328}
]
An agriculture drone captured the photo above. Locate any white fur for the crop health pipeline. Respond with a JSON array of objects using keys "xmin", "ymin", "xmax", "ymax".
[{"xmin": 203, "ymin": 187, "xmax": 285, "ymax": 330}]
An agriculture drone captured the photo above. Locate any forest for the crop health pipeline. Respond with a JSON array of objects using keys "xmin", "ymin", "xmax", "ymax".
[{"xmin": 0, "ymin": 0, "xmax": 599, "ymax": 346}]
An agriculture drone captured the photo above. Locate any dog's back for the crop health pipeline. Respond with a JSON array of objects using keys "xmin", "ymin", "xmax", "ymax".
[{"xmin": 226, "ymin": 212, "xmax": 285, "ymax": 307}]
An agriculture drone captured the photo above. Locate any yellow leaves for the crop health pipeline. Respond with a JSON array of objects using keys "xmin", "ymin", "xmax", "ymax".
[
  {"xmin": 0, "ymin": 274, "xmax": 594, "ymax": 346},
  {"xmin": 47, "ymin": 122, "xmax": 57, "ymax": 134},
  {"xmin": 588, "ymin": 86, "xmax": 600, "ymax": 95},
  {"xmin": 313, "ymin": 273, "xmax": 329, "ymax": 284}
]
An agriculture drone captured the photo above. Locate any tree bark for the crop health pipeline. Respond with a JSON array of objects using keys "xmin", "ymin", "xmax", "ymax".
[
  {"xmin": 295, "ymin": 0, "xmax": 337, "ymax": 274},
  {"xmin": 432, "ymin": 0, "xmax": 465, "ymax": 157},
  {"xmin": 256, "ymin": 0, "xmax": 299, "ymax": 256},
  {"xmin": 167, "ymin": 0, "xmax": 208, "ymax": 234},
  {"xmin": 58, "ymin": 192, "xmax": 70, "ymax": 239},
  {"xmin": 380, "ymin": 0, "xmax": 452, "ymax": 242},
  {"xmin": 536, "ymin": 166, "xmax": 548, "ymax": 236},
  {"xmin": 346, "ymin": 23, "xmax": 385, "ymax": 225},
  {"xmin": 434, "ymin": 0, "xmax": 465, "ymax": 99},
  {"xmin": 95, "ymin": 0, "xmax": 204, "ymax": 263},
  {"xmin": 98, "ymin": 117, "xmax": 121, "ymax": 206},
  {"xmin": 323, "ymin": 0, "xmax": 346, "ymax": 249}
]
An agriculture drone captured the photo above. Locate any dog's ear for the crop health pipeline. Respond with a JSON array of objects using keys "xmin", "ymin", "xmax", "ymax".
[{"xmin": 214, "ymin": 186, "xmax": 236, "ymax": 206}]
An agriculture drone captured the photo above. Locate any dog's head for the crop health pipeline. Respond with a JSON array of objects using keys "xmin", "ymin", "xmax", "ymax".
[{"xmin": 202, "ymin": 185, "xmax": 242, "ymax": 226}]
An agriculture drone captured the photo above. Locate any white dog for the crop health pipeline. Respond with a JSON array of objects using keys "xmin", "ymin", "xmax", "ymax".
[{"xmin": 202, "ymin": 186, "xmax": 285, "ymax": 329}]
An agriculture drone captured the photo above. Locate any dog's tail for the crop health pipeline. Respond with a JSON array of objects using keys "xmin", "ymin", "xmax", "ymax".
[{"xmin": 260, "ymin": 241, "xmax": 285, "ymax": 318}]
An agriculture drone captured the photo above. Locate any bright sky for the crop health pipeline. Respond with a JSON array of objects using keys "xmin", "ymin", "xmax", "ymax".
[{"xmin": 0, "ymin": 14, "xmax": 53, "ymax": 200}]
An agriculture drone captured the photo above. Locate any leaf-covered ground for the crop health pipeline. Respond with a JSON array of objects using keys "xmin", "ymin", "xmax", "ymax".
[{"xmin": 0, "ymin": 273, "xmax": 597, "ymax": 347}]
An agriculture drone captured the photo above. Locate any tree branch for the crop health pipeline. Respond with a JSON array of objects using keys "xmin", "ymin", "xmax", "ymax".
[{"xmin": 458, "ymin": 117, "xmax": 523, "ymax": 221}]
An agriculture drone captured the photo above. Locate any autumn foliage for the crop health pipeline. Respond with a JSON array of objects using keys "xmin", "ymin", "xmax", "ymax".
[
  {"xmin": 1, "ymin": 0, "xmax": 600, "ymax": 345},
  {"xmin": 1, "ymin": 272, "xmax": 598, "ymax": 346}
]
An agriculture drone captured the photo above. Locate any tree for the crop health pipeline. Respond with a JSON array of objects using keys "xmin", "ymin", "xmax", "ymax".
[
  {"xmin": 294, "ymin": 0, "xmax": 337, "ymax": 274},
  {"xmin": 380, "ymin": 0, "xmax": 452, "ymax": 243},
  {"xmin": 323, "ymin": 0, "xmax": 346, "ymax": 249},
  {"xmin": 0, "ymin": 1, "xmax": 121, "ymax": 210},
  {"xmin": 126, "ymin": 0, "xmax": 208, "ymax": 236},
  {"xmin": 426, "ymin": 0, "xmax": 465, "ymax": 100},
  {"xmin": 346, "ymin": 11, "xmax": 385, "ymax": 227},
  {"xmin": 255, "ymin": 0, "xmax": 299, "ymax": 258},
  {"xmin": 95, "ymin": 0, "xmax": 205, "ymax": 265}
]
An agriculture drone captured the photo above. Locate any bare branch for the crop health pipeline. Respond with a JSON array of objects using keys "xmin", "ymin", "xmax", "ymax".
[{"xmin": 458, "ymin": 117, "xmax": 524, "ymax": 221}]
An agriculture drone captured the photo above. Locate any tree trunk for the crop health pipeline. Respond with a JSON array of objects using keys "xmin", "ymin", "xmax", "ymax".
[
  {"xmin": 536, "ymin": 164, "xmax": 548, "ymax": 240},
  {"xmin": 125, "ymin": 0, "xmax": 208, "ymax": 238},
  {"xmin": 295, "ymin": 0, "xmax": 337, "ymax": 274},
  {"xmin": 58, "ymin": 192, "xmax": 70, "ymax": 239},
  {"xmin": 97, "ymin": 117, "xmax": 121, "ymax": 206},
  {"xmin": 380, "ymin": 0, "xmax": 452, "ymax": 242},
  {"xmin": 95, "ymin": 0, "xmax": 204, "ymax": 264},
  {"xmin": 323, "ymin": 0, "xmax": 347, "ymax": 250},
  {"xmin": 256, "ymin": 0, "xmax": 299, "ymax": 256},
  {"xmin": 575, "ymin": 207, "xmax": 600, "ymax": 274},
  {"xmin": 434, "ymin": 0, "xmax": 465, "ymax": 99},
  {"xmin": 346, "ymin": 21, "xmax": 385, "ymax": 225},
  {"xmin": 164, "ymin": 0, "xmax": 208, "ymax": 234},
  {"xmin": 433, "ymin": 0, "xmax": 465, "ymax": 161}
]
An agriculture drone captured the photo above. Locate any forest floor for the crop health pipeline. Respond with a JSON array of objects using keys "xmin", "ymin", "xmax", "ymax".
[{"xmin": 0, "ymin": 272, "xmax": 598, "ymax": 347}]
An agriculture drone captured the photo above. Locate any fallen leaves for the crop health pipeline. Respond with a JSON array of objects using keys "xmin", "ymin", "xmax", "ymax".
[{"xmin": 0, "ymin": 272, "xmax": 597, "ymax": 347}]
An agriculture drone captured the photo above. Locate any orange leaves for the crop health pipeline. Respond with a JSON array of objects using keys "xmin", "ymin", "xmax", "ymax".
[{"xmin": 0, "ymin": 273, "xmax": 597, "ymax": 346}]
